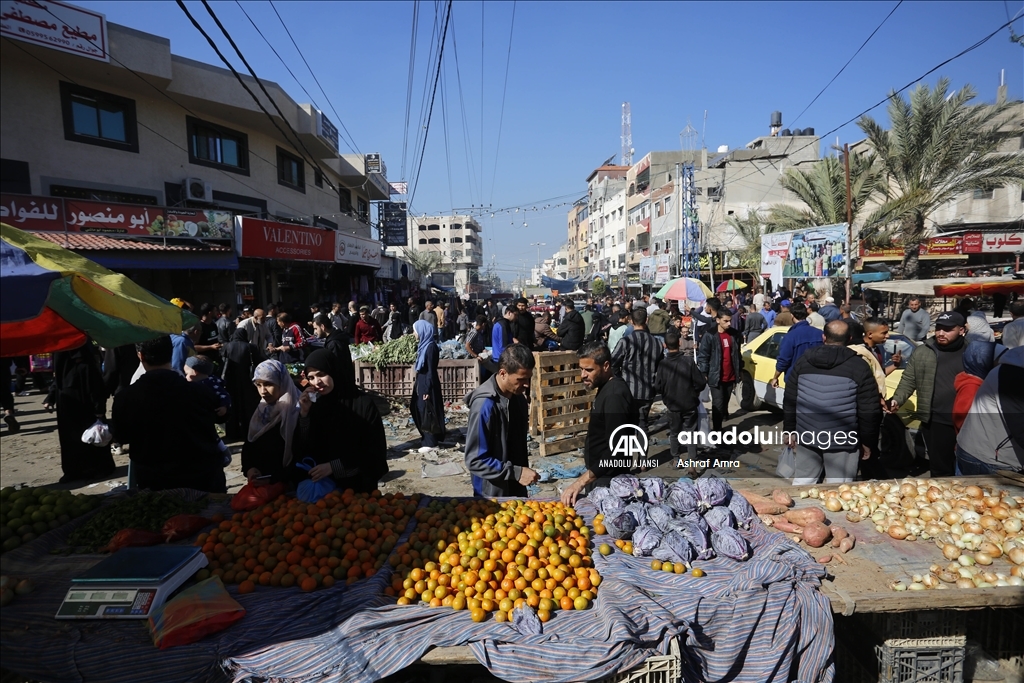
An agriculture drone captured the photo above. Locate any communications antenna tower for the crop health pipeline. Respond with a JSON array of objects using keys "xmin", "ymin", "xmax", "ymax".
[
  {"xmin": 621, "ymin": 102, "xmax": 633, "ymax": 166},
  {"xmin": 678, "ymin": 121, "xmax": 700, "ymax": 279}
]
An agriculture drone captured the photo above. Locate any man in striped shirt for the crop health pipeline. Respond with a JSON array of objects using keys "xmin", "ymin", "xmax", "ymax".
[{"xmin": 611, "ymin": 307, "xmax": 663, "ymax": 432}]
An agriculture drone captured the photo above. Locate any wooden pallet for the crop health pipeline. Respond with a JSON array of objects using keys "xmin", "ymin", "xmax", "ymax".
[{"xmin": 529, "ymin": 351, "xmax": 593, "ymax": 457}]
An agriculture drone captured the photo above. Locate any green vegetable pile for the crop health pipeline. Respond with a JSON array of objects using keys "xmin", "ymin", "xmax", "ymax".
[
  {"xmin": 1, "ymin": 487, "xmax": 101, "ymax": 553},
  {"xmin": 65, "ymin": 492, "xmax": 203, "ymax": 553},
  {"xmin": 361, "ymin": 334, "xmax": 419, "ymax": 370}
]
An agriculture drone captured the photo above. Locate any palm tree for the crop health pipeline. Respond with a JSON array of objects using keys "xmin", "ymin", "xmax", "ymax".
[
  {"xmin": 769, "ymin": 153, "xmax": 884, "ymax": 232},
  {"xmin": 857, "ymin": 78, "xmax": 1024, "ymax": 276},
  {"xmin": 401, "ymin": 248, "xmax": 441, "ymax": 277}
]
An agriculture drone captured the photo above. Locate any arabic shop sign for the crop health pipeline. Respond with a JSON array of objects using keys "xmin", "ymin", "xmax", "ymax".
[
  {"xmin": 962, "ymin": 231, "xmax": 1024, "ymax": 254},
  {"xmin": 1, "ymin": 0, "xmax": 108, "ymax": 62},
  {"xmin": 380, "ymin": 201, "xmax": 408, "ymax": 247},
  {"xmin": 165, "ymin": 209, "xmax": 234, "ymax": 239},
  {"xmin": 65, "ymin": 199, "xmax": 165, "ymax": 235},
  {"xmin": 860, "ymin": 246, "xmax": 905, "ymax": 262},
  {"xmin": 235, "ymin": 217, "xmax": 335, "ymax": 263},
  {"xmin": 0, "ymin": 193, "xmax": 64, "ymax": 231},
  {"xmin": 918, "ymin": 236, "xmax": 965, "ymax": 260},
  {"xmin": 335, "ymin": 232, "xmax": 382, "ymax": 267}
]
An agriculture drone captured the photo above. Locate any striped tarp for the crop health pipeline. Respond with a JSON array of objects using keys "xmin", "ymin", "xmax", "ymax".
[{"xmin": 226, "ymin": 498, "xmax": 835, "ymax": 683}]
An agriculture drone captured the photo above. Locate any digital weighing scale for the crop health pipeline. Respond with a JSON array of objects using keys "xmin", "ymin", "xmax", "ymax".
[{"xmin": 56, "ymin": 545, "xmax": 207, "ymax": 620}]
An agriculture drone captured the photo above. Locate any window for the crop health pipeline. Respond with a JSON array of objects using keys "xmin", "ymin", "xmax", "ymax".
[
  {"xmin": 972, "ymin": 188, "xmax": 994, "ymax": 200},
  {"xmin": 665, "ymin": 239, "xmax": 671, "ymax": 252},
  {"xmin": 277, "ymin": 147, "xmax": 305, "ymax": 191},
  {"xmin": 428, "ymin": 238, "xmax": 440, "ymax": 244},
  {"xmin": 451, "ymin": 236, "xmax": 463, "ymax": 243},
  {"xmin": 451, "ymin": 223, "xmax": 462, "ymax": 230},
  {"xmin": 428, "ymin": 224, "xmax": 440, "ymax": 231},
  {"xmin": 419, "ymin": 238, "xmax": 427, "ymax": 244},
  {"xmin": 664, "ymin": 196, "xmax": 672, "ymax": 212},
  {"xmin": 357, "ymin": 197, "xmax": 368, "ymax": 220},
  {"xmin": 628, "ymin": 239, "xmax": 636, "ymax": 251},
  {"xmin": 618, "ymin": 229, "xmax": 625, "ymax": 242},
  {"xmin": 187, "ymin": 117, "xmax": 248, "ymax": 173},
  {"xmin": 756, "ymin": 332, "xmax": 787, "ymax": 360},
  {"xmin": 655, "ymin": 202, "xmax": 663, "ymax": 218},
  {"xmin": 419, "ymin": 223, "xmax": 428, "ymax": 231},
  {"xmin": 60, "ymin": 82, "xmax": 138, "ymax": 153},
  {"xmin": 51, "ymin": 184, "xmax": 158, "ymax": 205},
  {"xmin": 708, "ymin": 186, "xmax": 722, "ymax": 201},
  {"xmin": 314, "ymin": 169, "xmax": 323, "ymax": 188},
  {"xmin": 339, "ymin": 187, "xmax": 352, "ymax": 212},
  {"xmin": 654, "ymin": 242, "xmax": 661, "ymax": 252},
  {"xmin": 637, "ymin": 232, "xmax": 650, "ymax": 249}
]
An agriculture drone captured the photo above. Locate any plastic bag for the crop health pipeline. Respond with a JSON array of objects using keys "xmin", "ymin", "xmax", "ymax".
[
  {"xmin": 510, "ymin": 604, "xmax": 543, "ymax": 636},
  {"xmin": 776, "ymin": 445, "xmax": 796, "ymax": 480},
  {"xmin": 101, "ymin": 528, "xmax": 165, "ymax": 553},
  {"xmin": 231, "ymin": 481, "xmax": 287, "ymax": 512},
  {"xmin": 162, "ymin": 515, "xmax": 211, "ymax": 543},
  {"xmin": 81, "ymin": 420, "xmax": 112, "ymax": 447},
  {"xmin": 148, "ymin": 576, "xmax": 246, "ymax": 649},
  {"xmin": 295, "ymin": 458, "xmax": 337, "ymax": 503}
]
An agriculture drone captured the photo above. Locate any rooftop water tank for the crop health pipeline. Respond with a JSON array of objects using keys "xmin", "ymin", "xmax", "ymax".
[
  {"xmin": 717, "ymin": 145, "xmax": 729, "ymax": 153},
  {"xmin": 770, "ymin": 111, "xmax": 783, "ymax": 128}
]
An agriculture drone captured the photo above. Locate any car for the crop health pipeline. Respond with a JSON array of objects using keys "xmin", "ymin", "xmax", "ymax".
[{"xmin": 739, "ymin": 325, "xmax": 921, "ymax": 467}]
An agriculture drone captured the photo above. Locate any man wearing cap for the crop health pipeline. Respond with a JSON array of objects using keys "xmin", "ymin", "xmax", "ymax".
[
  {"xmin": 888, "ymin": 311, "xmax": 967, "ymax": 476},
  {"xmin": 775, "ymin": 300, "xmax": 795, "ymax": 327}
]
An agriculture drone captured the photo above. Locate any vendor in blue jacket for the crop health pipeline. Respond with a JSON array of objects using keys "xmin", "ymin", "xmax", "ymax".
[
  {"xmin": 464, "ymin": 344, "xmax": 540, "ymax": 497},
  {"xmin": 770, "ymin": 302, "xmax": 823, "ymax": 388}
]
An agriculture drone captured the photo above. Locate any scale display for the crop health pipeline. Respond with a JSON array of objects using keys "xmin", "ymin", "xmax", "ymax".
[{"xmin": 57, "ymin": 587, "xmax": 159, "ymax": 618}]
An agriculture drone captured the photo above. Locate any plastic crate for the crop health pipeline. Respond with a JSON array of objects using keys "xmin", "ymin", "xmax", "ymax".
[
  {"xmin": 593, "ymin": 639, "xmax": 681, "ymax": 683},
  {"xmin": 876, "ymin": 636, "xmax": 965, "ymax": 683}
]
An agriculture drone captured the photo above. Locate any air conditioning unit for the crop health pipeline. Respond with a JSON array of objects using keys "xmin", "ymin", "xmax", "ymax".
[{"xmin": 183, "ymin": 177, "xmax": 213, "ymax": 203}]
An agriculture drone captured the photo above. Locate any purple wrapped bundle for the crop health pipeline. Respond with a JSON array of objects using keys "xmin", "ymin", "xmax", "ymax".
[
  {"xmin": 647, "ymin": 503, "xmax": 676, "ymax": 533},
  {"xmin": 727, "ymin": 490, "xmax": 758, "ymax": 529},
  {"xmin": 624, "ymin": 502, "xmax": 649, "ymax": 528},
  {"xmin": 587, "ymin": 486, "xmax": 617, "ymax": 509},
  {"xmin": 605, "ymin": 510, "xmax": 638, "ymax": 540},
  {"xmin": 609, "ymin": 474, "xmax": 643, "ymax": 501},
  {"xmin": 598, "ymin": 495, "xmax": 625, "ymax": 518},
  {"xmin": 703, "ymin": 506, "xmax": 736, "ymax": 532},
  {"xmin": 652, "ymin": 531, "xmax": 697, "ymax": 566},
  {"xmin": 676, "ymin": 511, "xmax": 710, "ymax": 535},
  {"xmin": 695, "ymin": 476, "xmax": 731, "ymax": 511},
  {"xmin": 670, "ymin": 518, "xmax": 714, "ymax": 560},
  {"xmin": 640, "ymin": 477, "xmax": 666, "ymax": 503},
  {"xmin": 631, "ymin": 525, "xmax": 663, "ymax": 557},
  {"xmin": 667, "ymin": 480, "xmax": 700, "ymax": 515},
  {"xmin": 711, "ymin": 527, "xmax": 752, "ymax": 561}
]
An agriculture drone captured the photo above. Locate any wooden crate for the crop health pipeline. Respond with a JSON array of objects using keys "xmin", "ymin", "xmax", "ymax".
[
  {"xmin": 355, "ymin": 360, "xmax": 479, "ymax": 403},
  {"xmin": 529, "ymin": 351, "xmax": 593, "ymax": 457}
]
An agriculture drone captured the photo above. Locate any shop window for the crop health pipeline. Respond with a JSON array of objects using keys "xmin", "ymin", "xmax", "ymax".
[
  {"xmin": 187, "ymin": 117, "xmax": 248, "ymax": 173},
  {"xmin": 277, "ymin": 147, "xmax": 305, "ymax": 192},
  {"xmin": 60, "ymin": 82, "xmax": 138, "ymax": 153}
]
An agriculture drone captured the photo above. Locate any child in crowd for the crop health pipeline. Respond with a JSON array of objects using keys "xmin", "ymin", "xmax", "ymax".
[{"xmin": 184, "ymin": 355, "xmax": 232, "ymax": 465}]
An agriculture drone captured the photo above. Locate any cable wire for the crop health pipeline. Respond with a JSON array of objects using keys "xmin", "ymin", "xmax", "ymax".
[
  {"xmin": 408, "ymin": 0, "xmax": 454, "ymax": 209},
  {"xmin": 488, "ymin": 0, "xmax": 516, "ymax": 203},
  {"xmin": 400, "ymin": 0, "xmax": 420, "ymax": 180}
]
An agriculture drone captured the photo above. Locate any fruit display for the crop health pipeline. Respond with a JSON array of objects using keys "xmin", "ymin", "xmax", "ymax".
[
  {"xmin": 801, "ymin": 479, "xmax": 1024, "ymax": 590},
  {"xmin": 587, "ymin": 475, "xmax": 756, "ymax": 568},
  {"xmin": 390, "ymin": 498, "xmax": 601, "ymax": 624},
  {"xmin": 195, "ymin": 490, "xmax": 420, "ymax": 593},
  {"xmin": 0, "ymin": 575, "xmax": 34, "ymax": 607},
  {"xmin": 66, "ymin": 492, "xmax": 203, "ymax": 553},
  {"xmin": 1, "ymin": 487, "xmax": 102, "ymax": 553}
]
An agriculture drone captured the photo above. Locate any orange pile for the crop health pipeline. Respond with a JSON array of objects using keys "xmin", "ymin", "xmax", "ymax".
[
  {"xmin": 194, "ymin": 490, "xmax": 421, "ymax": 593},
  {"xmin": 389, "ymin": 498, "xmax": 601, "ymax": 623}
]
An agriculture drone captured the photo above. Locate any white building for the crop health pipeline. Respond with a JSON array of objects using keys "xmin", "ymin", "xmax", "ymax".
[{"xmin": 406, "ymin": 215, "xmax": 483, "ymax": 292}]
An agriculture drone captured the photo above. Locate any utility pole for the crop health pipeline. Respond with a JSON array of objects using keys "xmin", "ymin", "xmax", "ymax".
[{"xmin": 844, "ymin": 143, "xmax": 853, "ymax": 305}]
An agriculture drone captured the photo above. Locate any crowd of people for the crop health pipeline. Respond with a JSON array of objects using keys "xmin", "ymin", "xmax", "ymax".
[{"xmin": 2, "ymin": 281, "xmax": 1022, "ymax": 501}]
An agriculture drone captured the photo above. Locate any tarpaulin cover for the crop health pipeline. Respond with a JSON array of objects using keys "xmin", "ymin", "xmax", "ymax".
[{"xmin": 1, "ymin": 493, "xmax": 834, "ymax": 683}]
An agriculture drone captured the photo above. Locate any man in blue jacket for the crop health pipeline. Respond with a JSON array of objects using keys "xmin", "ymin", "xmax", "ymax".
[
  {"xmin": 464, "ymin": 344, "xmax": 540, "ymax": 497},
  {"xmin": 770, "ymin": 302, "xmax": 822, "ymax": 388}
]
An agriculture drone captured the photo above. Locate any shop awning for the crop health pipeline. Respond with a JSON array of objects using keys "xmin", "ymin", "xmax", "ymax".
[
  {"xmin": 863, "ymin": 276, "xmax": 1022, "ymax": 296},
  {"xmin": 31, "ymin": 232, "xmax": 238, "ymax": 270}
]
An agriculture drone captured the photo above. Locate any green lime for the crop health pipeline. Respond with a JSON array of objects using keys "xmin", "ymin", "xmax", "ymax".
[
  {"xmin": 39, "ymin": 504, "xmax": 53, "ymax": 513},
  {"xmin": 30, "ymin": 511, "xmax": 45, "ymax": 523},
  {"xmin": 7, "ymin": 517, "xmax": 24, "ymax": 531},
  {"xmin": 2, "ymin": 537, "xmax": 21, "ymax": 552},
  {"xmin": 32, "ymin": 521, "xmax": 48, "ymax": 534}
]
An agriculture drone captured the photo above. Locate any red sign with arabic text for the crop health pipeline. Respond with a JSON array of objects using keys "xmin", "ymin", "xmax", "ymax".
[
  {"xmin": 961, "ymin": 231, "xmax": 1024, "ymax": 254},
  {"xmin": 237, "ymin": 217, "xmax": 335, "ymax": 263},
  {"xmin": 0, "ymin": 194, "xmax": 65, "ymax": 231},
  {"xmin": 64, "ymin": 199, "xmax": 165, "ymax": 235}
]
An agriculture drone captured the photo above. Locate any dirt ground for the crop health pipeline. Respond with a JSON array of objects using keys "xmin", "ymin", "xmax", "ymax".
[{"xmin": 0, "ymin": 387, "xmax": 786, "ymax": 496}]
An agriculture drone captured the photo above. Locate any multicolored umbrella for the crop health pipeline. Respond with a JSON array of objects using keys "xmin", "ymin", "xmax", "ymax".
[
  {"xmin": 654, "ymin": 277, "xmax": 714, "ymax": 302},
  {"xmin": 716, "ymin": 279, "xmax": 748, "ymax": 293},
  {"xmin": 1, "ymin": 223, "xmax": 197, "ymax": 356}
]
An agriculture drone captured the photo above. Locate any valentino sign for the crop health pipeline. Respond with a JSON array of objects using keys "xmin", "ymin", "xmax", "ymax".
[{"xmin": 235, "ymin": 217, "xmax": 335, "ymax": 263}]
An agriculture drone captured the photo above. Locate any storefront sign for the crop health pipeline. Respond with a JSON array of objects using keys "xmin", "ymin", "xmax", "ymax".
[
  {"xmin": 0, "ymin": 194, "xmax": 64, "ymax": 231},
  {"xmin": 860, "ymin": 246, "xmax": 904, "ymax": 262},
  {"xmin": 235, "ymin": 217, "xmax": 335, "ymax": 263},
  {"xmin": 626, "ymin": 272, "xmax": 640, "ymax": 286},
  {"xmin": 335, "ymin": 232, "xmax": 382, "ymax": 267},
  {"xmin": 918, "ymin": 236, "xmax": 965, "ymax": 260},
  {"xmin": 65, "ymin": 199, "xmax": 165, "ymax": 235},
  {"xmin": 165, "ymin": 209, "xmax": 233, "ymax": 239},
  {"xmin": 760, "ymin": 232, "xmax": 792, "ymax": 283},
  {"xmin": 313, "ymin": 109, "xmax": 338, "ymax": 153},
  {"xmin": 381, "ymin": 201, "xmax": 408, "ymax": 246},
  {"xmin": 654, "ymin": 254, "xmax": 671, "ymax": 285},
  {"xmin": 962, "ymin": 231, "xmax": 1024, "ymax": 254},
  {"xmin": 1, "ymin": 0, "xmax": 108, "ymax": 62},
  {"xmin": 639, "ymin": 256, "xmax": 655, "ymax": 284},
  {"xmin": 782, "ymin": 224, "xmax": 847, "ymax": 279}
]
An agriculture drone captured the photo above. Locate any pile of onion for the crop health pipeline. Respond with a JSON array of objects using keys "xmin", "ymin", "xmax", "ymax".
[{"xmin": 799, "ymin": 480, "xmax": 1024, "ymax": 590}]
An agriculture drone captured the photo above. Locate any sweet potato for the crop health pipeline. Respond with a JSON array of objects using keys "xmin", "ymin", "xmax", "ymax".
[
  {"xmin": 839, "ymin": 536, "xmax": 855, "ymax": 554},
  {"xmin": 817, "ymin": 555, "xmax": 832, "ymax": 564},
  {"xmin": 771, "ymin": 489, "xmax": 794, "ymax": 507},
  {"xmin": 802, "ymin": 521, "xmax": 832, "ymax": 548},
  {"xmin": 767, "ymin": 516, "xmax": 804, "ymax": 534},
  {"xmin": 738, "ymin": 490, "xmax": 788, "ymax": 516},
  {"xmin": 829, "ymin": 525, "xmax": 849, "ymax": 548},
  {"xmin": 784, "ymin": 507, "xmax": 827, "ymax": 526}
]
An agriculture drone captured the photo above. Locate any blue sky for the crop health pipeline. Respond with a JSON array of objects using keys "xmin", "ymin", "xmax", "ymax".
[{"xmin": 76, "ymin": 1, "xmax": 1023, "ymax": 279}]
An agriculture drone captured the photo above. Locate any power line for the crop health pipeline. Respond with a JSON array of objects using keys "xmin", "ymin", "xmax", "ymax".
[
  {"xmin": 409, "ymin": 3, "xmax": 443, "ymax": 202},
  {"xmin": 449, "ymin": 13, "xmax": 481, "ymax": 202},
  {"xmin": 408, "ymin": 0, "xmax": 454, "ymax": 209},
  {"xmin": 488, "ymin": 0, "xmax": 516, "ymax": 203},
  {"xmin": 401, "ymin": 0, "xmax": 419, "ymax": 180},
  {"xmin": 268, "ymin": 0, "xmax": 360, "ymax": 154},
  {"xmin": 789, "ymin": 0, "xmax": 903, "ymax": 130}
]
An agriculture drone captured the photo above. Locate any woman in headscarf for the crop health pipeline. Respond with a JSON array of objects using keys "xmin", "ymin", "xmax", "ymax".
[
  {"xmin": 294, "ymin": 349, "xmax": 389, "ymax": 493},
  {"xmin": 953, "ymin": 341, "xmax": 1001, "ymax": 433},
  {"xmin": 243, "ymin": 360, "xmax": 300, "ymax": 483},
  {"xmin": 410, "ymin": 319, "xmax": 446, "ymax": 453},
  {"xmin": 43, "ymin": 341, "xmax": 113, "ymax": 482},
  {"xmin": 222, "ymin": 328, "xmax": 262, "ymax": 441}
]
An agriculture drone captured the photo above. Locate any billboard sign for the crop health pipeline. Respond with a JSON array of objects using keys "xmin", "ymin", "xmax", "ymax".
[
  {"xmin": 654, "ymin": 254, "xmax": 671, "ymax": 284},
  {"xmin": 639, "ymin": 256, "xmax": 655, "ymax": 284},
  {"xmin": 380, "ymin": 201, "xmax": 408, "ymax": 247},
  {"xmin": 314, "ymin": 109, "xmax": 339, "ymax": 153},
  {"xmin": 760, "ymin": 232, "xmax": 792, "ymax": 284},
  {"xmin": 1, "ymin": 0, "xmax": 108, "ymax": 62}
]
